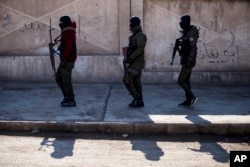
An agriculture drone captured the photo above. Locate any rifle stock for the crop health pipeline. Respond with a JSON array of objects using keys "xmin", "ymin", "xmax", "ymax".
[
  {"xmin": 122, "ymin": 46, "xmax": 128, "ymax": 60},
  {"xmin": 122, "ymin": 46, "xmax": 129, "ymax": 84},
  {"xmin": 49, "ymin": 42, "xmax": 56, "ymax": 74}
]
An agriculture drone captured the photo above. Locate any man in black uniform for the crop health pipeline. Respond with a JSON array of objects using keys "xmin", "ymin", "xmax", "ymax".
[
  {"xmin": 123, "ymin": 16, "xmax": 147, "ymax": 107},
  {"xmin": 177, "ymin": 15, "xmax": 199, "ymax": 107}
]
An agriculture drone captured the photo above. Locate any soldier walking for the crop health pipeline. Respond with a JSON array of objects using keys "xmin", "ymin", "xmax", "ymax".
[
  {"xmin": 123, "ymin": 16, "xmax": 147, "ymax": 107},
  {"xmin": 176, "ymin": 15, "xmax": 199, "ymax": 107},
  {"xmin": 55, "ymin": 16, "xmax": 77, "ymax": 107}
]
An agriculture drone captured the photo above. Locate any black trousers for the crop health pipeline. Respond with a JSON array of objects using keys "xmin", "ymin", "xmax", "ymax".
[
  {"xmin": 55, "ymin": 62, "xmax": 75, "ymax": 99},
  {"xmin": 177, "ymin": 65, "xmax": 195, "ymax": 102},
  {"xmin": 123, "ymin": 67, "xmax": 143, "ymax": 99}
]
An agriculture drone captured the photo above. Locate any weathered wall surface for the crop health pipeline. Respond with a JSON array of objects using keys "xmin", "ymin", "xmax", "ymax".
[
  {"xmin": 0, "ymin": 0, "xmax": 119, "ymax": 55},
  {"xmin": 143, "ymin": 0, "xmax": 250, "ymax": 84},
  {"xmin": 0, "ymin": 0, "xmax": 249, "ymax": 84},
  {"xmin": 0, "ymin": 0, "xmax": 127, "ymax": 83}
]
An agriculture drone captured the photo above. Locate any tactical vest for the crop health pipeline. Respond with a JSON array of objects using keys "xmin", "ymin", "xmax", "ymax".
[
  {"xmin": 127, "ymin": 30, "xmax": 142, "ymax": 58},
  {"xmin": 179, "ymin": 26, "xmax": 199, "ymax": 57}
]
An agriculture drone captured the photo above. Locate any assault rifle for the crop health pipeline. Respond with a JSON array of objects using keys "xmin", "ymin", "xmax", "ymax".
[
  {"xmin": 38, "ymin": 137, "xmax": 50, "ymax": 151},
  {"xmin": 48, "ymin": 18, "xmax": 57, "ymax": 76},
  {"xmin": 49, "ymin": 19, "xmax": 61, "ymax": 75},
  {"xmin": 122, "ymin": 46, "xmax": 129, "ymax": 84},
  {"xmin": 170, "ymin": 38, "xmax": 181, "ymax": 66}
]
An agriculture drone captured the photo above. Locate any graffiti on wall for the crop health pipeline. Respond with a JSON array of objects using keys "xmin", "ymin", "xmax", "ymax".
[
  {"xmin": 198, "ymin": 16, "xmax": 239, "ymax": 64},
  {"xmin": 19, "ymin": 22, "xmax": 46, "ymax": 32},
  {"xmin": 0, "ymin": 0, "xmax": 119, "ymax": 56},
  {"xmin": 144, "ymin": 0, "xmax": 250, "ymax": 71},
  {"xmin": 0, "ymin": 11, "xmax": 11, "ymax": 28},
  {"xmin": 1, "ymin": 11, "xmax": 45, "ymax": 32}
]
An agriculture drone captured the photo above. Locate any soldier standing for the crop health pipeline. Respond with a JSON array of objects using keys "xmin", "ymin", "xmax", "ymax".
[
  {"xmin": 177, "ymin": 15, "xmax": 199, "ymax": 107},
  {"xmin": 55, "ymin": 16, "xmax": 77, "ymax": 107},
  {"xmin": 123, "ymin": 16, "xmax": 147, "ymax": 107}
]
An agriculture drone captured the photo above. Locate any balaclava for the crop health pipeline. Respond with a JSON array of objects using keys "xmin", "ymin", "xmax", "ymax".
[
  {"xmin": 130, "ymin": 16, "xmax": 141, "ymax": 29},
  {"xmin": 59, "ymin": 16, "xmax": 71, "ymax": 29},
  {"xmin": 179, "ymin": 15, "xmax": 191, "ymax": 30}
]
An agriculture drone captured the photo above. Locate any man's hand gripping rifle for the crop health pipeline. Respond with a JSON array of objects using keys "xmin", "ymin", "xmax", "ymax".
[{"xmin": 170, "ymin": 38, "xmax": 181, "ymax": 66}]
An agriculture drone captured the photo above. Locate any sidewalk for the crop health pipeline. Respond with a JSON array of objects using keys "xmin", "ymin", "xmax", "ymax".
[{"xmin": 0, "ymin": 82, "xmax": 250, "ymax": 135}]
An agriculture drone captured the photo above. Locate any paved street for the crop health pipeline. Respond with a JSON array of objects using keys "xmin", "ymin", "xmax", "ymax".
[
  {"xmin": 0, "ymin": 82, "xmax": 250, "ymax": 166},
  {"xmin": 0, "ymin": 132, "xmax": 249, "ymax": 167}
]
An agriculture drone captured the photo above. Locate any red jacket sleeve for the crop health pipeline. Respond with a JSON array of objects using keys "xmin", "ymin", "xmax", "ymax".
[{"xmin": 60, "ymin": 31, "xmax": 75, "ymax": 61}]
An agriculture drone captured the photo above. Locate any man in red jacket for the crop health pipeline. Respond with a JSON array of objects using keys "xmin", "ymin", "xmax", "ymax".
[{"xmin": 56, "ymin": 16, "xmax": 77, "ymax": 107}]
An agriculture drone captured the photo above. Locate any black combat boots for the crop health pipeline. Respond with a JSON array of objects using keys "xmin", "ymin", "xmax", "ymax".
[
  {"xmin": 61, "ymin": 96, "xmax": 76, "ymax": 107},
  {"xmin": 129, "ymin": 96, "xmax": 144, "ymax": 108}
]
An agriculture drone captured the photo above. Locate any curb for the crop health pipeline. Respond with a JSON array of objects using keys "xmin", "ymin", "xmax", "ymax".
[{"xmin": 1, "ymin": 121, "xmax": 250, "ymax": 135}]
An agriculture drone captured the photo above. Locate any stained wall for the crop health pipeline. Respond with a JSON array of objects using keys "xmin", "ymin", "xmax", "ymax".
[{"xmin": 0, "ymin": 0, "xmax": 249, "ymax": 84}]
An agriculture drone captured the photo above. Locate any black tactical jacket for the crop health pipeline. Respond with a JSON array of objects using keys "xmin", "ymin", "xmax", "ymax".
[{"xmin": 179, "ymin": 25, "xmax": 199, "ymax": 67}]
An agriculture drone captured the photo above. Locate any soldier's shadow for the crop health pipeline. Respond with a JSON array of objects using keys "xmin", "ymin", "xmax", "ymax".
[
  {"xmin": 39, "ymin": 136, "xmax": 75, "ymax": 159},
  {"xmin": 130, "ymin": 139, "xmax": 164, "ymax": 161},
  {"xmin": 186, "ymin": 115, "xmax": 229, "ymax": 163}
]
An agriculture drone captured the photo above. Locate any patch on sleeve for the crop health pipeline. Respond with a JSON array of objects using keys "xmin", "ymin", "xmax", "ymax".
[{"xmin": 189, "ymin": 37, "xmax": 194, "ymax": 42}]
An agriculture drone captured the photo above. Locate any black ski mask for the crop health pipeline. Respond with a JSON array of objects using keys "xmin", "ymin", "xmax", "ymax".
[
  {"xmin": 59, "ymin": 16, "xmax": 71, "ymax": 29},
  {"xmin": 130, "ymin": 16, "xmax": 140, "ymax": 29},
  {"xmin": 179, "ymin": 15, "xmax": 191, "ymax": 30}
]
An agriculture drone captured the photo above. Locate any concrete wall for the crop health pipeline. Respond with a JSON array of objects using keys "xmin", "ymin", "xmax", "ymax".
[{"xmin": 0, "ymin": 0, "xmax": 250, "ymax": 85}]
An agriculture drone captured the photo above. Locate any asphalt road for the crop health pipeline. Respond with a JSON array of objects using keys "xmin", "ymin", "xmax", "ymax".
[{"xmin": 0, "ymin": 132, "xmax": 249, "ymax": 167}]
